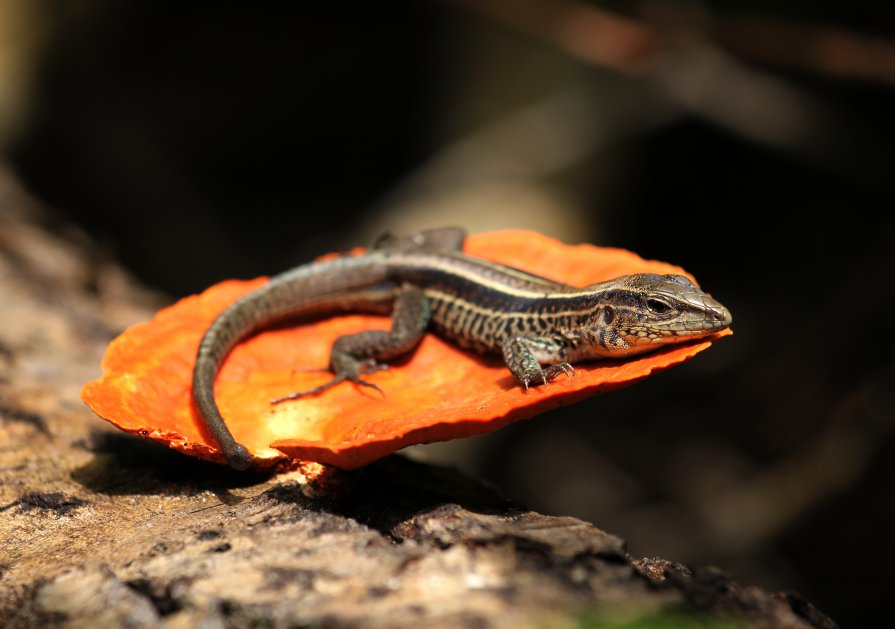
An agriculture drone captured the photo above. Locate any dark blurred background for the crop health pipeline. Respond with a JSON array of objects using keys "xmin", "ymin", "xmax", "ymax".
[{"xmin": 2, "ymin": 1, "xmax": 893, "ymax": 625}]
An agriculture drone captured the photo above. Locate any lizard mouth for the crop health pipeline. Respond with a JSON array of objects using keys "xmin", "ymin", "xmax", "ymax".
[{"xmin": 668, "ymin": 305, "xmax": 732, "ymax": 335}]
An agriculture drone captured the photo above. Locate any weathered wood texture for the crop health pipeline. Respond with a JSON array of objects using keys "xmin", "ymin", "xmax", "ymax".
[{"xmin": 0, "ymin": 169, "xmax": 835, "ymax": 628}]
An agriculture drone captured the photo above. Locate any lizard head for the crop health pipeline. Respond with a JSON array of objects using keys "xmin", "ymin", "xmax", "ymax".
[{"xmin": 578, "ymin": 273, "xmax": 731, "ymax": 358}]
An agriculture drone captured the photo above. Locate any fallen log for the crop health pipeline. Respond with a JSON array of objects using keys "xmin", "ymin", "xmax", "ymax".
[{"xmin": 0, "ymin": 168, "xmax": 834, "ymax": 628}]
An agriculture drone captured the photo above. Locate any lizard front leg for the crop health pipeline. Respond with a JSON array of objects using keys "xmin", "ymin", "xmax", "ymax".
[
  {"xmin": 501, "ymin": 335, "xmax": 575, "ymax": 391},
  {"xmin": 273, "ymin": 285, "xmax": 431, "ymax": 402}
]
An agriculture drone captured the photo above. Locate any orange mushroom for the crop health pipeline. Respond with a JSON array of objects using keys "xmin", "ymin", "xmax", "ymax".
[{"xmin": 81, "ymin": 230, "xmax": 730, "ymax": 470}]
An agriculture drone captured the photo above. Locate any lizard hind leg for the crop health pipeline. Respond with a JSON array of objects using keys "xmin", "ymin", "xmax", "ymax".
[{"xmin": 271, "ymin": 285, "xmax": 431, "ymax": 403}]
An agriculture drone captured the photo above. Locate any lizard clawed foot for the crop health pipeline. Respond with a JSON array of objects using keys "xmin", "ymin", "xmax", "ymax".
[
  {"xmin": 271, "ymin": 365, "xmax": 386, "ymax": 404},
  {"xmin": 543, "ymin": 362, "xmax": 575, "ymax": 382},
  {"xmin": 271, "ymin": 374, "xmax": 347, "ymax": 403},
  {"xmin": 519, "ymin": 362, "xmax": 576, "ymax": 392}
]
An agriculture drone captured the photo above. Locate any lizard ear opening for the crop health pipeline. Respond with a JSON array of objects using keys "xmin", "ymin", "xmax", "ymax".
[{"xmin": 603, "ymin": 306, "xmax": 615, "ymax": 325}]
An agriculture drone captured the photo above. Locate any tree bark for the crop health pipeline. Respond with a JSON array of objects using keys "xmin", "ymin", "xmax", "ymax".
[{"xmin": 0, "ymin": 167, "xmax": 835, "ymax": 628}]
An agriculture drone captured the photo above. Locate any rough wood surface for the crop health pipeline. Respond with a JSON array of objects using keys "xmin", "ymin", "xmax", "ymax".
[{"xmin": 0, "ymin": 169, "xmax": 835, "ymax": 628}]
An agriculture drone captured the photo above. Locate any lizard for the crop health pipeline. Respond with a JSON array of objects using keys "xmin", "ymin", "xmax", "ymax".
[{"xmin": 192, "ymin": 227, "xmax": 731, "ymax": 470}]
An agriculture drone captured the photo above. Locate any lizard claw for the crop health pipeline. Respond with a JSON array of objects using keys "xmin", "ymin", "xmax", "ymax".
[
  {"xmin": 271, "ymin": 373, "xmax": 350, "ymax": 403},
  {"xmin": 544, "ymin": 363, "xmax": 575, "ymax": 382},
  {"xmin": 348, "ymin": 375, "xmax": 385, "ymax": 397},
  {"xmin": 519, "ymin": 369, "xmax": 549, "ymax": 392},
  {"xmin": 517, "ymin": 363, "xmax": 575, "ymax": 392}
]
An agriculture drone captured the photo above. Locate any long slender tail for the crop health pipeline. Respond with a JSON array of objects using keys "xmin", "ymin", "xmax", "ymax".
[{"xmin": 191, "ymin": 253, "xmax": 390, "ymax": 469}]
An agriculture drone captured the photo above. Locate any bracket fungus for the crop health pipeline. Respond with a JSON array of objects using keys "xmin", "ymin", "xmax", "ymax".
[{"xmin": 82, "ymin": 230, "xmax": 731, "ymax": 470}]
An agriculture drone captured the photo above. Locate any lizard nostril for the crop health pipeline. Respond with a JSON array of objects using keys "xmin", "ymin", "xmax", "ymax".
[{"xmin": 711, "ymin": 306, "xmax": 732, "ymax": 326}]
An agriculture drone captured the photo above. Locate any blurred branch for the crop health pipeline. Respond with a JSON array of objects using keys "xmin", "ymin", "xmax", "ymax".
[
  {"xmin": 447, "ymin": 0, "xmax": 660, "ymax": 74},
  {"xmin": 450, "ymin": 0, "xmax": 895, "ymax": 85},
  {"xmin": 446, "ymin": 0, "xmax": 895, "ymax": 155},
  {"xmin": 369, "ymin": 0, "xmax": 894, "ymax": 257},
  {"xmin": 714, "ymin": 17, "xmax": 895, "ymax": 85}
]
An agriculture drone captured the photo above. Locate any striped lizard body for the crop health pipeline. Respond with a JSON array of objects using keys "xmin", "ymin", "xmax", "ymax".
[{"xmin": 193, "ymin": 227, "xmax": 731, "ymax": 469}]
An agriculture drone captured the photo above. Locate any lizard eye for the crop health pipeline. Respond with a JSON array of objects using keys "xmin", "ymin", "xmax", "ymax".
[{"xmin": 646, "ymin": 299, "xmax": 672, "ymax": 314}]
